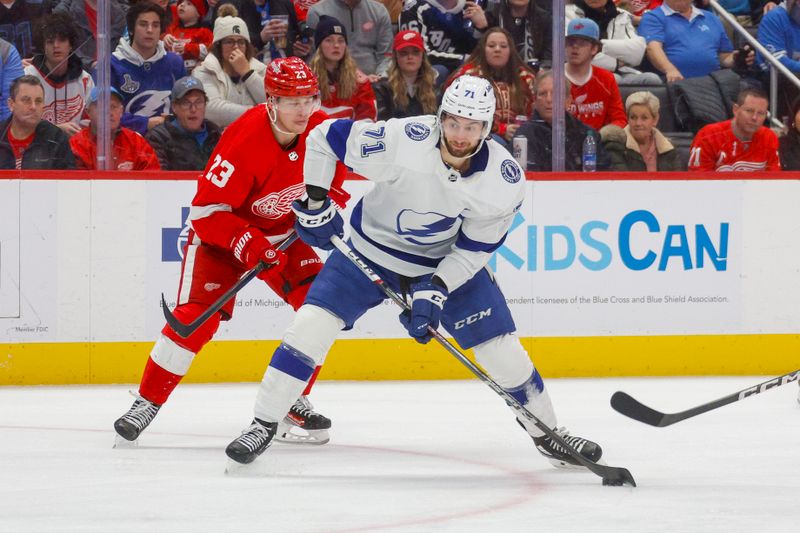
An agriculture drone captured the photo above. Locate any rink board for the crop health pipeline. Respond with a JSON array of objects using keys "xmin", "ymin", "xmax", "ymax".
[{"xmin": 1, "ymin": 171, "xmax": 800, "ymax": 385}]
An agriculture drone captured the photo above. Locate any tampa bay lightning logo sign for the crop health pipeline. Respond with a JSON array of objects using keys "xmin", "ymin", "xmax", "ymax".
[
  {"xmin": 501, "ymin": 159, "xmax": 521, "ymax": 184},
  {"xmin": 396, "ymin": 209, "xmax": 458, "ymax": 245},
  {"xmin": 404, "ymin": 122, "xmax": 430, "ymax": 141}
]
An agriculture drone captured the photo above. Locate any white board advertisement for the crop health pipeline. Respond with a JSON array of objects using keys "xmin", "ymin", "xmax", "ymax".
[{"xmin": 1, "ymin": 178, "xmax": 799, "ymax": 344}]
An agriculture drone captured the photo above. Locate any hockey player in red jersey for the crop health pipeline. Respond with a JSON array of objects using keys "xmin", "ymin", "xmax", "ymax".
[
  {"xmin": 688, "ymin": 87, "xmax": 781, "ymax": 172},
  {"xmin": 114, "ymin": 56, "xmax": 350, "ymax": 446}
]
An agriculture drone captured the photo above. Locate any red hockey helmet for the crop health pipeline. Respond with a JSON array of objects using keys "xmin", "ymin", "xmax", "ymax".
[{"xmin": 264, "ymin": 57, "xmax": 319, "ymax": 98}]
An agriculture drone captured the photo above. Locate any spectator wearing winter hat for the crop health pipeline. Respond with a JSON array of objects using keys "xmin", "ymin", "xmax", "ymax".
[
  {"xmin": 564, "ymin": 17, "xmax": 627, "ymax": 131},
  {"xmin": 210, "ymin": 0, "xmax": 303, "ymax": 61},
  {"xmin": 70, "ymin": 86, "xmax": 161, "ymax": 171},
  {"xmin": 309, "ymin": 14, "xmax": 377, "ymax": 120},
  {"xmin": 163, "ymin": 0, "xmax": 214, "ymax": 73},
  {"xmin": 146, "ymin": 75, "xmax": 222, "ymax": 170},
  {"xmin": 193, "ymin": 3, "xmax": 267, "ymax": 127},
  {"xmin": 373, "ymin": 30, "xmax": 438, "ymax": 120},
  {"xmin": 24, "ymin": 13, "xmax": 95, "ymax": 138},
  {"xmin": 111, "ymin": 2, "xmax": 187, "ymax": 135},
  {"xmin": 307, "ymin": 0, "xmax": 394, "ymax": 81}
]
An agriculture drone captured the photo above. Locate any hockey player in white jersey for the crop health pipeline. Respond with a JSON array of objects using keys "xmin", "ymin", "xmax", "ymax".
[{"xmin": 225, "ymin": 75, "xmax": 604, "ymax": 467}]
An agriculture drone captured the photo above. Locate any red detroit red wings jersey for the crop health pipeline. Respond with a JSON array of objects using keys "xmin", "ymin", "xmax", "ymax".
[
  {"xmin": 567, "ymin": 66, "xmax": 627, "ymax": 130},
  {"xmin": 688, "ymin": 120, "xmax": 781, "ymax": 172},
  {"xmin": 189, "ymin": 106, "xmax": 350, "ymax": 251}
]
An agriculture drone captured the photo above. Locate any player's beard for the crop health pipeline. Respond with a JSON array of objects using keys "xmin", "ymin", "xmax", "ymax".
[{"xmin": 443, "ymin": 136, "xmax": 479, "ymax": 158}]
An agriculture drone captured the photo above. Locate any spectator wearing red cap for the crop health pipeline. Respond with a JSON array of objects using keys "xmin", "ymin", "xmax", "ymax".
[
  {"xmin": 445, "ymin": 27, "xmax": 536, "ymax": 143},
  {"xmin": 373, "ymin": 30, "xmax": 438, "ymax": 120},
  {"xmin": 309, "ymin": 15, "xmax": 377, "ymax": 120},
  {"xmin": 164, "ymin": 0, "xmax": 214, "ymax": 73}
]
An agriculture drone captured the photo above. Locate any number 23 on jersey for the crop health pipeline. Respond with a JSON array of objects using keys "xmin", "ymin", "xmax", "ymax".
[{"xmin": 205, "ymin": 154, "xmax": 235, "ymax": 187}]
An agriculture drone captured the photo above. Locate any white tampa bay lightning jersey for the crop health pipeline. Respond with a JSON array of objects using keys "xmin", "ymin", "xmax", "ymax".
[{"xmin": 304, "ymin": 115, "xmax": 526, "ymax": 291}]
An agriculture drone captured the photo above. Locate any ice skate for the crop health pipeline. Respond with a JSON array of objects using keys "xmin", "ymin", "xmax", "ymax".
[
  {"xmin": 276, "ymin": 396, "xmax": 331, "ymax": 445},
  {"xmin": 530, "ymin": 425, "xmax": 603, "ymax": 469},
  {"xmin": 225, "ymin": 419, "xmax": 279, "ymax": 465},
  {"xmin": 113, "ymin": 393, "xmax": 161, "ymax": 445}
]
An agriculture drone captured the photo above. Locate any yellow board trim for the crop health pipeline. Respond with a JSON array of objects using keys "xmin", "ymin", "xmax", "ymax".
[{"xmin": 1, "ymin": 334, "xmax": 799, "ymax": 386}]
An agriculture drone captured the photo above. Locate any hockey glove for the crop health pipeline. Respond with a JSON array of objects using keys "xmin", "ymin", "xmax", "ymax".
[
  {"xmin": 400, "ymin": 280, "xmax": 448, "ymax": 344},
  {"xmin": 291, "ymin": 197, "xmax": 344, "ymax": 251},
  {"xmin": 230, "ymin": 227, "xmax": 287, "ymax": 275}
]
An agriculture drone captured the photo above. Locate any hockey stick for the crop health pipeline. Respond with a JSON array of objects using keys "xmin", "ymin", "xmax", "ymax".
[
  {"xmin": 330, "ymin": 236, "xmax": 635, "ymax": 487},
  {"xmin": 161, "ymin": 233, "xmax": 299, "ymax": 339},
  {"xmin": 611, "ymin": 369, "xmax": 800, "ymax": 427}
]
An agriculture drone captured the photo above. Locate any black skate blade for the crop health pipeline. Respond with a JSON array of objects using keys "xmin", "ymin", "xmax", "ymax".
[{"xmin": 112, "ymin": 434, "xmax": 139, "ymax": 449}]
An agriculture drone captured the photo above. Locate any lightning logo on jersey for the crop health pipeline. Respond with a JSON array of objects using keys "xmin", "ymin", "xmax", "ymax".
[{"xmin": 396, "ymin": 210, "xmax": 459, "ymax": 245}]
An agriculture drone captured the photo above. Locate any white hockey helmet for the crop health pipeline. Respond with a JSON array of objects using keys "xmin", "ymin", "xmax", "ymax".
[
  {"xmin": 438, "ymin": 75, "xmax": 496, "ymax": 157},
  {"xmin": 438, "ymin": 75, "xmax": 495, "ymax": 132}
]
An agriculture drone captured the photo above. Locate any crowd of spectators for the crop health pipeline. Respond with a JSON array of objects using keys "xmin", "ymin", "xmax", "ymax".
[{"xmin": 0, "ymin": 0, "xmax": 796, "ymax": 172}]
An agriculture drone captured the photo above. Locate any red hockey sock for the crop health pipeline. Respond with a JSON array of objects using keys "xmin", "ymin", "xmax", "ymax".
[
  {"xmin": 139, "ymin": 357, "xmax": 185, "ymax": 405},
  {"xmin": 302, "ymin": 366, "xmax": 322, "ymax": 396}
]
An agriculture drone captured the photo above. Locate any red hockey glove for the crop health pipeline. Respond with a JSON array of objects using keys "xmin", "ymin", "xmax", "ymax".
[{"xmin": 230, "ymin": 227, "xmax": 287, "ymax": 275}]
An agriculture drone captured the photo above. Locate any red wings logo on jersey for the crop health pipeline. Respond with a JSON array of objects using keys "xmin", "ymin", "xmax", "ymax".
[
  {"xmin": 251, "ymin": 182, "xmax": 306, "ymax": 219},
  {"xmin": 42, "ymin": 93, "xmax": 85, "ymax": 124}
]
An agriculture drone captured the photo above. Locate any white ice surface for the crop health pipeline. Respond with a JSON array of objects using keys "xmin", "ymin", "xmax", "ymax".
[{"xmin": 0, "ymin": 377, "xmax": 798, "ymax": 533}]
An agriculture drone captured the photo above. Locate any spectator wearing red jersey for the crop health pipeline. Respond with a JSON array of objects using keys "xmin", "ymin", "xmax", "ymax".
[
  {"xmin": 164, "ymin": 0, "xmax": 214, "ymax": 73},
  {"xmin": 446, "ymin": 27, "xmax": 535, "ymax": 143},
  {"xmin": 70, "ymin": 87, "xmax": 161, "ymax": 171},
  {"xmin": 309, "ymin": 15, "xmax": 377, "ymax": 121},
  {"xmin": 564, "ymin": 18, "xmax": 627, "ymax": 131},
  {"xmin": 688, "ymin": 87, "xmax": 781, "ymax": 172}
]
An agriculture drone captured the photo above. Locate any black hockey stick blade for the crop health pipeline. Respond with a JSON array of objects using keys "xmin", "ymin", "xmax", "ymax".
[
  {"xmin": 162, "ymin": 233, "xmax": 298, "ymax": 338},
  {"xmin": 330, "ymin": 236, "xmax": 636, "ymax": 488},
  {"xmin": 611, "ymin": 368, "xmax": 800, "ymax": 428},
  {"xmin": 611, "ymin": 391, "xmax": 677, "ymax": 427}
]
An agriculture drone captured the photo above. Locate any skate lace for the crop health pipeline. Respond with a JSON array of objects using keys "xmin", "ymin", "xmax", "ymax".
[
  {"xmin": 236, "ymin": 422, "xmax": 274, "ymax": 452},
  {"xmin": 123, "ymin": 392, "xmax": 159, "ymax": 430},
  {"xmin": 546, "ymin": 427, "xmax": 588, "ymax": 455},
  {"xmin": 291, "ymin": 396, "xmax": 317, "ymax": 419}
]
